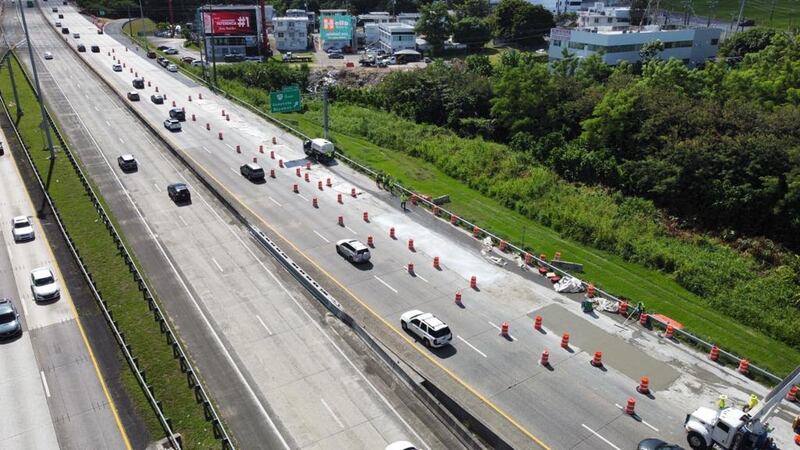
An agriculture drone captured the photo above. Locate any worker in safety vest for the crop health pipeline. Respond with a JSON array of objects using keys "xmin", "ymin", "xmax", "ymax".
[
  {"xmin": 718, "ymin": 395, "xmax": 727, "ymax": 409},
  {"xmin": 745, "ymin": 394, "xmax": 758, "ymax": 412}
]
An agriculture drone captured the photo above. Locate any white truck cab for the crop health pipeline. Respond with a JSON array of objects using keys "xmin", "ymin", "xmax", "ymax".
[
  {"xmin": 684, "ymin": 407, "xmax": 775, "ymax": 450},
  {"xmin": 303, "ymin": 138, "xmax": 334, "ymax": 162}
]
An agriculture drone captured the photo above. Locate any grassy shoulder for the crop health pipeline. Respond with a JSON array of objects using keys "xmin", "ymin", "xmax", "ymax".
[
  {"xmin": 0, "ymin": 55, "xmax": 217, "ymax": 447},
  {"xmin": 274, "ymin": 104, "xmax": 800, "ymax": 378},
  {"xmin": 658, "ymin": 0, "xmax": 797, "ymax": 29}
]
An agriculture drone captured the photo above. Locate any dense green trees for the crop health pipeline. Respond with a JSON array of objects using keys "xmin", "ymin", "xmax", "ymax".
[
  {"xmin": 491, "ymin": 0, "xmax": 554, "ymax": 45},
  {"xmin": 415, "ymin": 2, "xmax": 452, "ymax": 54}
]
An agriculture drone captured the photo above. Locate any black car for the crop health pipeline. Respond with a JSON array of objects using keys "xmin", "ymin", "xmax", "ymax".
[
  {"xmin": 157, "ymin": 45, "xmax": 170, "ymax": 51},
  {"xmin": 147, "ymin": 50, "xmax": 157, "ymax": 59},
  {"xmin": 77, "ymin": 43, "xmax": 85, "ymax": 52},
  {"xmin": 169, "ymin": 107, "xmax": 185, "ymax": 121},
  {"xmin": 151, "ymin": 94, "xmax": 164, "ymax": 104},
  {"xmin": 127, "ymin": 91, "xmax": 140, "ymax": 101},
  {"xmin": 62, "ymin": 27, "xmax": 70, "ymax": 35},
  {"xmin": 637, "ymin": 438, "xmax": 685, "ymax": 450},
  {"xmin": 132, "ymin": 77, "xmax": 145, "ymax": 89},
  {"xmin": 58, "ymin": 13, "xmax": 63, "ymax": 18},
  {"xmin": 117, "ymin": 154, "xmax": 138, "ymax": 171},
  {"xmin": 52, "ymin": 7, "xmax": 58, "ymax": 12},
  {"xmin": 90, "ymin": 45, "xmax": 100, "ymax": 53},
  {"xmin": 329, "ymin": 53, "xmax": 344, "ymax": 59},
  {"xmin": 240, "ymin": 163, "xmax": 265, "ymax": 181},
  {"xmin": 167, "ymin": 183, "xmax": 190, "ymax": 203}
]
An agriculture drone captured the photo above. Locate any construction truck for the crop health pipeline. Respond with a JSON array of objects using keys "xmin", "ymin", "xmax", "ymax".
[
  {"xmin": 303, "ymin": 138, "xmax": 335, "ymax": 163},
  {"xmin": 684, "ymin": 365, "xmax": 799, "ymax": 450}
]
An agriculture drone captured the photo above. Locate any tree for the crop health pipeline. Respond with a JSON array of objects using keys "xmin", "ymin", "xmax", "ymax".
[
  {"xmin": 465, "ymin": 54, "xmax": 493, "ymax": 76},
  {"xmin": 638, "ymin": 39, "xmax": 664, "ymax": 63},
  {"xmin": 492, "ymin": 0, "xmax": 554, "ymax": 46},
  {"xmin": 718, "ymin": 27, "xmax": 777, "ymax": 60},
  {"xmin": 452, "ymin": 17, "xmax": 493, "ymax": 48},
  {"xmin": 416, "ymin": 1, "xmax": 453, "ymax": 54},
  {"xmin": 456, "ymin": 0, "xmax": 491, "ymax": 19}
]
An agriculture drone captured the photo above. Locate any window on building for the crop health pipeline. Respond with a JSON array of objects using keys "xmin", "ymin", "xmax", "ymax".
[
  {"xmin": 711, "ymin": 38, "xmax": 719, "ymax": 45},
  {"xmin": 552, "ymin": 39, "xmax": 561, "ymax": 47},
  {"xmin": 569, "ymin": 41, "xmax": 586, "ymax": 50},
  {"xmin": 278, "ymin": 32, "xmax": 284, "ymax": 38}
]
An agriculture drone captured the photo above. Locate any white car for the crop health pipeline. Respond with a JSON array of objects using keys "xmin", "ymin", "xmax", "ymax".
[
  {"xmin": 43, "ymin": 52, "xmax": 53, "ymax": 60},
  {"xmin": 400, "ymin": 310, "xmax": 452, "ymax": 348},
  {"xmin": 166, "ymin": 64, "xmax": 178, "ymax": 72},
  {"xmin": 335, "ymin": 239, "xmax": 371, "ymax": 263},
  {"xmin": 385, "ymin": 442, "xmax": 418, "ymax": 450},
  {"xmin": 112, "ymin": 63, "xmax": 122, "ymax": 72},
  {"xmin": 11, "ymin": 216, "xmax": 34, "ymax": 242},
  {"xmin": 30, "ymin": 268, "xmax": 60, "ymax": 302},
  {"xmin": 72, "ymin": 33, "xmax": 80, "ymax": 39},
  {"xmin": 163, "ymin": 118, "xmax": 181, "ymax": 131},
  {"xmin": 191, "ymin": 60, "xmax": 207, "ymax": 67},
  {"xmin": 164, "ymin": 48, "xmax": 178, "ymax": 55}
]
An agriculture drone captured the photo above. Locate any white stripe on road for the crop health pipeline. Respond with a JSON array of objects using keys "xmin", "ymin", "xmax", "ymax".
[
  {"xmin": 416, "ymin": 273, "xmax": 429, "ymax": 283},
  {"xmin": 374, "ymin": 275, "xmax": 398, "ymax": 294},
  {"xmin": 178, "ymin": 215, "xmax": 188, "ymax": 227},
  {"xmin": 119, "ymin": 137, "xmax": 124, "ymax": 144},
  {"xmin": 313, "ymin": 230, "xmax": 330, "ymax": 243},
  {"xmin": 40, "ymin": 371, "xmax": 51, "ymax": 398},
  {"xmin": 256, "ymin": 315, "xmax": 273, "ymax": 336},
  {"xmin": 153, "ymin": 183, "xmax": 161, "ymax": 192},
  {"xmin": 320, "ymin": 398, "xmax": 345, "ymax": 428},
  {"xmin": 268, "ymin": 197, "xmax": 282, "ymax": 207},
  {"xmin": 344, "ymin": 225, "xmax": 357, "ymax": 235},
  {"xmin": 581, "ymin": 424, "xmax": 621, "ymax": 450},
  {"xmin": 202, "ymin": 146, "xmax": 211, "ymax": 154},
  {"xmin": 297, "ymin": 194, "xmax": 308, "ymax": 201},
  {"xmin": 230, "ymin": 167, "xmax": 238, "ymax": 175},
  {"xmin": 457, "ymin": 336, "xmax": 487, "ymax": 358},
  {"xmin": 105, "ymin": 120, "xmax": 110, "ymax": 126},
  {"xmin": 641, "ymin": 420, "xmax": 659, "ymax": 432},
  {"xmin": 211, "ymin": 257, "xmax": 224, "ymax": 273}
]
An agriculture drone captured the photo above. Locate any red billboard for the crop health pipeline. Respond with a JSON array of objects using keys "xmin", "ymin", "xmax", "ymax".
[{"xmin": 203, "ymin": 10, "xmax": 257, "ymax": 35}]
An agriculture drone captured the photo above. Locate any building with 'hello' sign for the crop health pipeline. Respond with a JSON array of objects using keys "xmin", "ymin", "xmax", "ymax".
[
  {"xmin": 319, "ymin": 9, "xmax": 356, "ymax": 52},
  {"xmin": 196, "ymin": 4, "xmax": 274, "ymax": 61}
]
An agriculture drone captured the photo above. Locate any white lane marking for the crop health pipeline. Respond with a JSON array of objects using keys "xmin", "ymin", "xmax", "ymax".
[
  {"xmin": 320, "ymin": 398, "xmax": 345, "ymax": 428},
  {"xmin": 344, "ymin": 225, "xmax": 357, "ymax": 235},
  {"xmin": 488, "ymin": 321, "xmax": 516, "ymax": 341},
  {"xmin": 202, "ymin": 146, "xmax": 211, "ymax": 154},
  {"xmin": 94, "ymin": 105, "xmax": 99, "ymax": 111},
  {"xmin": 581, "ymin": 424, "xmax": 621, "ymax": 450},
  {"xmin": 153, "ymin": 183, "xmax": 161, "ymax": 192},
  {"xmin": 297, "ymin": 194, "xmax": 308, "ymax": 201},
  {"xmin": 118, "ymin": 137, "xmax": 125, "ymax": 144},
  {"xmin": 46, "ymin": 41, "xmax": 426, "ymax": 449},
  {"xmin": 255, "ymin": 315, "xmax": 273, "ymax": 336},
  {"xmin": 641, "ymin": 420, "xmax": 659, "ymax": 432},
  {"xmin": 457, "ymin": 336, "xmax": 487, "ymax": 358},
  {"xmin": 178, "ymin": 215, "xmax": 188, "ymax": 227},
  {"xmin": 374, "ymin": 275, "xmax": 398, "ymax": 294},
  {"xmin": 416, "ymin": 273, "xmax": 429, "ymax": 283},
  {"xmin": 105, "ymin": 120, "xmax": 110, "ymax": 126},
  {"xmin": 313, "ymin": 230, "xmax": 330, "ymax": 243},
  {"xmin": 211, "ymin": 257, "xmax": 224, "ymax": 273},
  {"xmin": 230, "ymin": 167, "xmax": 238, "ymax": 175},
  {"xmin": 224, "ymin": 143, "xmax": 234, "ymax": 151},
  {"xmin": 76, "ymin": 82, "xmax": 81, "ymax": 88},
  {"xmin": 268, "ymin": 197, "xmax": 282, "ymax": 207},
  {"xmin": 40, "ymin": 371, "xmax": 51, "ymax": 398}
]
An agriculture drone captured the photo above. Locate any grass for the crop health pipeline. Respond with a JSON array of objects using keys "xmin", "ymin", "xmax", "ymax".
[
  {"xmin": 123, "ymin": 17, "xmax": 157, "ymax": 39},
  {"xmin": 0, "ymin": 54, "xmax": 218, "ymax": 447},
  {"xmin": 659, "ymin": 0, "xmax": 800, "ymax": 29},
  {"xmin": 275, "ymin": 105, "xmax": 800, "ymax": 378}
]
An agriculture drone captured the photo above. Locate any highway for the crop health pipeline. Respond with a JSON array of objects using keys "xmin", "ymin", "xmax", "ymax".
[
  {"xmin": 6, "ymin": 2, "xmax": 465, "ymax": 449},
  {"xmin": 0, "ymin": 124, "xmax": 129, "ymax": 446},
  {"xmin": 22, "ymin": 3, "xmax": 800, "ymax": 450}
]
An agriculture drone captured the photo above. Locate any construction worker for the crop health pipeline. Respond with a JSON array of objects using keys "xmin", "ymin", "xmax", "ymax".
[
  {"xmin": 718, "ymin": 394, "xmax": 728, "ymax": 409},
  {"xmin": 375, "ymin": 171, "xmax": 385, "ymax": 189},
  {"xmin": 745, "ymin": 394, "xmax": 758, "ymax": 412},
  {"xmin": 792, "ymin": 414, "xmax": 799, "ymax": 434},
  {"xmin": 400, "ymin": 192, "xmax": 408, "ymax": 211}
]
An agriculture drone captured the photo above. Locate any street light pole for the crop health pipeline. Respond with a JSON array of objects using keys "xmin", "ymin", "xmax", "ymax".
[
  {"xmin": 138, "ymin": 0, "xmax": 148, "ymax": 50},
  {"xmin": 16, "ymin": 0, "xmax": 56, "ymax": 165}
]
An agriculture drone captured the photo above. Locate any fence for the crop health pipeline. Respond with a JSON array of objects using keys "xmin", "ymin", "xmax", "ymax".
[{"xmin": 0, "ymin": 49, "xmax": 234, "ymax": 448}]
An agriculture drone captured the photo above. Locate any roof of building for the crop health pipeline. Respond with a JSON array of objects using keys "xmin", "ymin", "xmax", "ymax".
[
  {"xmin": 275, "ymin": 16, "xmax": 309, "ymax": 21},
  {"xmin": 379, "ymin": 22, "xmax": 415, "ymax": 32},
  {"xmin": 394, "ymin": 49, "xmax": 421, "ymax": 55}
]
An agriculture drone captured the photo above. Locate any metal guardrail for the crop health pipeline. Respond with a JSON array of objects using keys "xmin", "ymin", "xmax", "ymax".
[
  {"xmin": 0, "ymin": 48, "xmax": 234, "ymax": 448},
  {"xmin": 119, "ymin": 23, "xmax": 784, "ymax": 385}
]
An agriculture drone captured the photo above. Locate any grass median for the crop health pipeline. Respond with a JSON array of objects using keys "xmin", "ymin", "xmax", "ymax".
[{"xmin": 0, "ymin": 54, "xmax": 218, "ymax": 448}]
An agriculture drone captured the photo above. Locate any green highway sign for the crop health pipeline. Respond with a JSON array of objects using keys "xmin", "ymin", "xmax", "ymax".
[{"xmin": 270, "ymin": 85, "xmax": 301, "ymax": 113}]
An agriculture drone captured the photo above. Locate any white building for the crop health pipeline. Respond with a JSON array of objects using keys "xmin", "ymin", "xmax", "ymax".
[
  {"xmin": 548, "ymin": 25, "xmax": 721, "ymax": 67},
  {"xmin": 274, "ymin": 17, "xmax": 309, "ymax": 51},
  {"xmin": 358, "ymin": 12, "xmax": 393, "ymax": 25},
  {"xmin": 522, "ymin": 0, "xmax": 582, "ymax": 14},
  {"xmin": 577, "ymin": 3, "xmax": 631, "ymax": 30},
  {"xmin": 364, "ymin": 23, "xmax": 381, "ymax": 46},
  {"xmin": 396, "ymin": 12, "xmax": 421, "ymax": 26},
  {"xmin": 378, "ymin": 22, "xmax": 416, "ymax": 54}
]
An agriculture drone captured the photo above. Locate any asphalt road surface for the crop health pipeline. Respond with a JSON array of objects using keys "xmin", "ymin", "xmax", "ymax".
[
  {"xmin": 7, "ymin": 3, "xmax": 467, "ymax": 450},
  {"xmin": 24, "ymin": 3, "xmax": 800, "ymax": 450}
]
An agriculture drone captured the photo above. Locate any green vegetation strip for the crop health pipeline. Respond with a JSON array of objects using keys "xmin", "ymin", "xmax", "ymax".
[
  {"xmin": 275, "ymin": 103, "xmax": 800, "ymax": 378},
  {"xmin": 0, "ymin": 54, "xmax": 217, "ymax": 447}
]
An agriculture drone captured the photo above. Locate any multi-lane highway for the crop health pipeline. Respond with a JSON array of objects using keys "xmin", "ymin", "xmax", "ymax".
[
  {"xmin": 0, "ymin": 123, "xmax": 130, "ymax": 448},
  {"xmin": 13, "ymin": 1, "xmax": 800, "ymax": 449},
  {"xmin": 4, "ymin": 2, "xmax": 467, "ymax": 449}
]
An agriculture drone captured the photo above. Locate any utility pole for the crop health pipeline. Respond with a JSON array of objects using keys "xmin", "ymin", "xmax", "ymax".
[
  {"xmin": 209, "ymin": 5, "xmax": 218, "ymax": 88},
  {"xmin": 168, "ymin": 0, "xmax": 175, "ymax": 37},
  {"xmin": 16, "ymin": 0, "xmax": 56, "ymax": 167},
  {"xmin": 322, "ymin": 85, "xmax": 329, "ymax": 140},
  {"xmin": 6, "ymin": 56, "xmax": 23, "ymax": 124},
  {"xmin": 199, "ymin": 7, "xmax": 210, "ymax": 85},
  {"xmin": 138, "ymin": 0, "xmax": 148, "ymax": 50},
  {"xmin": 707, "ymin": 0, "xmax": 717, "ymax": 26},
  {"xmin": 735, "ymin": 0, "xmax": 746, "ymax": 31}
]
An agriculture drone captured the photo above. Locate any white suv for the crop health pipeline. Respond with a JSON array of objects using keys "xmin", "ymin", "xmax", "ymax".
[
  {"xmin": 11, "ymin": 216, "xmax": 35, "ymax": 242},
  {"xmin": 336, "ymin": 239, "xmax": 371, "ymax": 263},
  {"xmin": 400, "ymin": 310, "xmax": 452, "ymax": 348}
]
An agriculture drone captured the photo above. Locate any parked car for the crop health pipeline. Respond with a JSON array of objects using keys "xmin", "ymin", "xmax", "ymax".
[
  {"xmin": 157, "ymin": 45, "xmax": 170, "ymax": 51},
  {"xmin": 0, "ymin": 298, "xmax": 22, "ymax": 339},
  {"xmin": 11, "ymin": 215, "xmax": 35, "ymax": 242},
  {"xmin": 167, "ymin": 183, "xmax": 190, "ymax": 203},
  {"xmin": 329, "ymin": 53, "xmax": 344, "ymax": 59},
  {"xmin": 163, "ymin": 118, "xmax": 181, "ymax": 131},
  {"xmin": 335, "ymin": 239, "xmax": 371, "ymax": 263},
  {"xmin": 223, "ymin": 53, "xmax": 245, "ymax": 62},
  {"xmin": 61, "ymin": 27, "xmax": 69, "ymax": 35},
  {"xmin": 55, "ymin": 21, "xmax": 62, "ymax": 27},
  {"xmin": 72, "ymin": 32, "xmax": 80, "ymax": 38},
  {"xmin": 150, "ymin": 94, "xmax": 164, "ymax": 104},
  {"xmin": 30, "ymin": 267, "xmax": 60, "ymax": 302},
  {"xmin": 168, "ymin": 107, "xmax": 185, "ymax": 121},
  {"xmin": 117, "ymin": 154, "xmax": 137, "ymax": 171},
  {"xmin": 90, "ymin": 45, "xmax": 99, "ymax": 53},
  {"xmin": 52, "ymin": 7, "xmax": 58, "ymax": 12},
  {"xmin": 400, "ymin": 310, "xmax": 452, "ymax": 348},
  {"xmin": 166, "ymin": 64, "xmax": 178, "ymax": 72},
  {"xmin": 126, "ymin": 91, "xmax": 140, "ymax": 101},
  {"xmin": 164, "ymin": 48, "xmax": 178, "ymax": 55},
  {"xmin": 43, "ymin": 52, "xmax": 53, "ymax": 60},
  {"xmin": 326, "ymin": 47, "xmax": 342, "ymax": 54},
  {"xmin": 112, "ymin": 63, "xmax": 122, "ymax": 72},
  {"xmin": 191, "ymin": 60, "xmax": 206, "ymax": 67},
  {"xmin": 58, "ymin": 13, "xmax": 64, "ymax": 19},
  {"xmin": 240, "ymin": 163, "xmax": 265, "ymax": 181},
  {"xmin": 181, "ymin": 56, "xmax": 195, "ymax": 63}
]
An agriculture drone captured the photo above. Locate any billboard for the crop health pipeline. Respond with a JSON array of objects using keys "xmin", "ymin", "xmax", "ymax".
[
  {"xmin": 203, "ymin": 10, "xmax": 257, "ymax": 35},
  {"xmin": 320, "ymin": 15, "xmax": 352, "ymax": 41}
]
